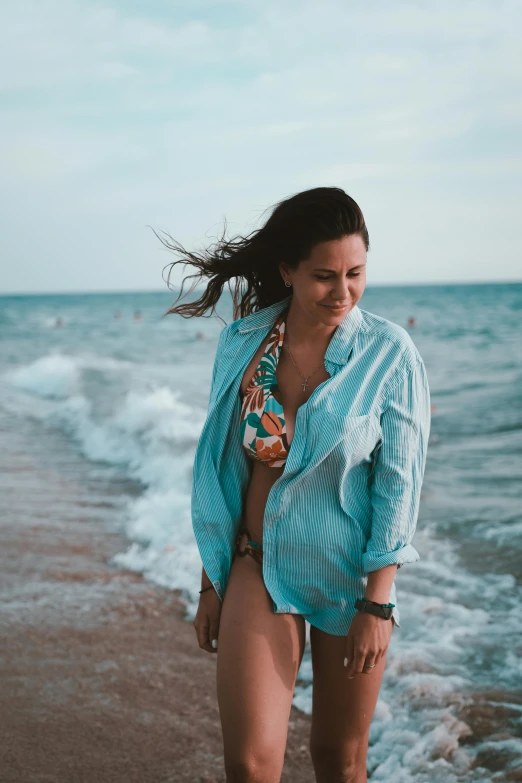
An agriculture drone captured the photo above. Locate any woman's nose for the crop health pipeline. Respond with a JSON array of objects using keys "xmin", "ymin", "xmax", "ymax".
[{"xmin": 332, "ymin": 278, "xmax": 351, "ymax": 300}]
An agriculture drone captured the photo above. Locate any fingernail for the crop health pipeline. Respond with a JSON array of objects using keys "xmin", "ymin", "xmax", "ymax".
[
  {"xmin": 212, "ymin": 639, "xmax": 218, "ymax": 649},
  {"xmin": 343, "ymin": 657, "xmax": 348, "ymax": 667}
]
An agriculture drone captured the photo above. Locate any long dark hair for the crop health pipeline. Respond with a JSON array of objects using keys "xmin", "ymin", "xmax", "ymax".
[{"xmin": 155, "ymin": 186, "xmax": 370, "ymax": 321}]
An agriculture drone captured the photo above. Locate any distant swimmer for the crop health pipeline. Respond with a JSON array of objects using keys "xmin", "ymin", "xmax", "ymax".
[
  {"xmin": 431, "ymin": 403, "xmax": 437, "ymax": 414},
  {"xmin": 196, "ymin": 331, "xmax": 205, "ymax": 340},
  {"xmin": 408, "ymin": 317, "xmax": 416, "ymax": 328},
  {"xmin": 55, "ymin": 317, "xmax": 64, "ymax": 328},
  {"xmin": 114, "ymin": 311, "xmax": 122, "ymax": 319},
  {"xmin": 134, "ymin": 310, "xmax": 142, "ymax": 321}
]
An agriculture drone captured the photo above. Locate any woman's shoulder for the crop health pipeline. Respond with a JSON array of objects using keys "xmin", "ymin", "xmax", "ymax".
[
  {"xmin": 358, "ymin": 307, "xmax": 424, "ymax": 371},
  {"xmin": 220, "ymin": 297, "xmax": 291, "ymax": 337}
]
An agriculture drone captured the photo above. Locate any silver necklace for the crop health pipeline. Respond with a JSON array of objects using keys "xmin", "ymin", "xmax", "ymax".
[{"xmin": 283, "ymin": 341, "xmax": 325, "ymax": 391}]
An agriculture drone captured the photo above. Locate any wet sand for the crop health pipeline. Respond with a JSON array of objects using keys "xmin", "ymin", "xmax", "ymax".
[
  {"xmin": 0, "ymin": 517, "xmax": 314, "ymax": 783},
  {"xmin": 0, "ymin": 413, "xmax": 314, "ymax": 783}
]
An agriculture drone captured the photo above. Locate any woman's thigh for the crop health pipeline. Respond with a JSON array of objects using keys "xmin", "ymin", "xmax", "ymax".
[
  {"xmin": 308, "ymin": 621, "xmax": 394, "ymax": 766},
  {"xmin": 216, "ymin": 554, "xmax": 306, "ymax": 777}
]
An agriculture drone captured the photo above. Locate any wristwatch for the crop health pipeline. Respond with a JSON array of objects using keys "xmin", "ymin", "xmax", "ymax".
[{"xmin": 354, "ymin": 597, "xmax": 395, "ymax": 620}]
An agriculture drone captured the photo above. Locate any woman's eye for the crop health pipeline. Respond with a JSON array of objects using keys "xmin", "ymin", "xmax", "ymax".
[{"xmin": 315, "ymin": 274, "xmax": 361, "ymax": 281}]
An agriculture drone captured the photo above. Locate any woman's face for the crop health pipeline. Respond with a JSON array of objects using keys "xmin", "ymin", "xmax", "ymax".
[{"xmin": 280, "ymin": 234, "xmax": 367, "ymax": 326}]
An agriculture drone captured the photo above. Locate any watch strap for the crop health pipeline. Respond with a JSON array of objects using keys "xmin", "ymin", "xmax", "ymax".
[{"xmin": 354, "ymin": 597, "xmax": 395, "ymax": 620}]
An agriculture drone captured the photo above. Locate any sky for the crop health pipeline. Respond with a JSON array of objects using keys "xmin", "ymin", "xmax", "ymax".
[{"xmin": 1, "ymin": 0, "xmax": 521, "ymax": 294}]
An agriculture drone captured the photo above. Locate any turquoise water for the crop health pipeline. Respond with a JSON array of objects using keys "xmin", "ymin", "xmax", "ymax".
[{"xmin": 1, "ymin": 283, "xmax": 521, "ymax": 781}]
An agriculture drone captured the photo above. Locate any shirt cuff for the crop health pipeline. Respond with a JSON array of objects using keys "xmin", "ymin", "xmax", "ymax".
[{"xmin": 362, "ymin": 543, "xmax": 420, "ymax": 573}]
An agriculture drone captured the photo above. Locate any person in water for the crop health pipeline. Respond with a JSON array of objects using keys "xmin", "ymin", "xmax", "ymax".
[{"xmin": 159, "ymin": 187, "xmax": 431, "ymax": 782}]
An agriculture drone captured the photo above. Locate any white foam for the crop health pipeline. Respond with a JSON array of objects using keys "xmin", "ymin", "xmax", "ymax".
[
  {"xmin": 3, "ymin": 351, "xmax": 207, "ymax": 617},
  {"xmin": 291, "ymin": 526, "xmax": 522, "ymax": 777},
  {"xmin": 6, "ymin": 353, "xmax": 80, "ymax": 399}
]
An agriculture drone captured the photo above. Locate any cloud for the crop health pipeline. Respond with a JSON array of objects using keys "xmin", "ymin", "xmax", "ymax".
[{"xmin": 0, "ymin": 0, "xmax": 521, "ymax": 291}]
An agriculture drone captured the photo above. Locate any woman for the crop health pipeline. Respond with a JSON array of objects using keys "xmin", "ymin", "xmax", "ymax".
[{"xmin": 160, "ymin": 187, "xmax": 431, "ymax": 782}]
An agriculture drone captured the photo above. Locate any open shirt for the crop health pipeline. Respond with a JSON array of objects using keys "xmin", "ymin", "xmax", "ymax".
[{"xmin": 191, "ymin": 295, "xmax": 431, "ymax": 634}]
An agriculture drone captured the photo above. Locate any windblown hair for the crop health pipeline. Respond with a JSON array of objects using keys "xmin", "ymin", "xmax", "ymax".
[{"xmin": 156, "ymin": 186, "xmax": 370, "ymax": 321}]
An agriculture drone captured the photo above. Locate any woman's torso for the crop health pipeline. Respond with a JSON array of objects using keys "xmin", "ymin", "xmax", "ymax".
[{"xmin": 238, "ymin": 309, "xmax": 332, "ymax": 542}]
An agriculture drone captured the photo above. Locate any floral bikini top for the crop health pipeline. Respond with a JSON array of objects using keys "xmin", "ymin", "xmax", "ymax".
[{"xmin": 239, "ymin": 312, "xmax": 289, "ymax": 468}]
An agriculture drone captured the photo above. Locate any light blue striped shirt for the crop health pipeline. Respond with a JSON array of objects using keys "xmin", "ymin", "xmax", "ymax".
[{"xmin": 191, "ymin": 294, "xmax": 431, "ymax": 633}]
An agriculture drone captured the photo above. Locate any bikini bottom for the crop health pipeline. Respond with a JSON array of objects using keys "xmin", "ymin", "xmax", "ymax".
[{"xmin": 234, "ymin": 526, "xmax": 264, "ymax": 565}]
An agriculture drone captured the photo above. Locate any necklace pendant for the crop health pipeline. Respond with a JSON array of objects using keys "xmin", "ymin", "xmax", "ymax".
[{"xmin": 302, "ymin": 379, "xmax": 308, "ymax": 391}]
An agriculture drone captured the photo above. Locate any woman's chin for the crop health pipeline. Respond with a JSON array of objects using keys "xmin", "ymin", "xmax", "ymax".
[{"xmin": 315, "ymin": 303, "xmax": 352, "ymax": 323}]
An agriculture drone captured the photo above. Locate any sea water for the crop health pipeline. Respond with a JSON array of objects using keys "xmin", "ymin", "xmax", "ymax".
[{"xmin": 1, "ymin": 283, "xmax": 521, "ymax": 781}]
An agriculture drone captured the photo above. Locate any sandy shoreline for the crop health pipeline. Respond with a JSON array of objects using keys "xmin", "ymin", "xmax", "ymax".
[{"xmin": 0, "ymin": 515, "xmax": 314, "ymax": 782}]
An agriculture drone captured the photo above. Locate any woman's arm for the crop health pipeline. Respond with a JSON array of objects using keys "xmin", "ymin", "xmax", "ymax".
[
  {"xmin": 363, "ymin": 564, "xmax": 398, "ymax": 603},
  {"xmin": 193, "ymin": 324, "xmax": 232, "ymax": 652},
  {"xmin": 201, "ymin": 566, "xmax": 213, "ymax": 590},
  {"xmin": 193, "ymin": 322, "xmax": 233, "ymax": 597},
  {"xmin": 344, "ymin": 364, "xmax": 430, "ymax": 676},
  {"xmin": 363, "ymin": 357, "xmax": 431, "ymax": 574}
]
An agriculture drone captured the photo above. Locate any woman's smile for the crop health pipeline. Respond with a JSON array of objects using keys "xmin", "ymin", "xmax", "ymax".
[{"xmin": 319, "ymin": 302, "xmax": 350, "ymax": 312}]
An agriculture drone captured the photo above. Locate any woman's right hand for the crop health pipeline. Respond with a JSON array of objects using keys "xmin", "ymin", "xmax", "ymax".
[{"xmin": 193, "ymin": 588, "xmax": 222, "ymax": 653}]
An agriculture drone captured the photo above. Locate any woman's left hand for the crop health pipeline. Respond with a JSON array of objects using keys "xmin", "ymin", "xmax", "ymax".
[{"xmin": 343, "ymin": 612, "xmax": 394, "ymax": 678}]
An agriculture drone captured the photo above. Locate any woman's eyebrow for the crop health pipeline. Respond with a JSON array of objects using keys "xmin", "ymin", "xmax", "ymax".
[{"xmin": 313, "ymin": 264, "xmax": 366, "ymax": 272}]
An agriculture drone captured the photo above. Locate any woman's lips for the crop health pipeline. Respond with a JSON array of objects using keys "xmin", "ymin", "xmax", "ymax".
[{"xmin": 321, "ymin": 303, "xmax": 350, "ymax": 311}]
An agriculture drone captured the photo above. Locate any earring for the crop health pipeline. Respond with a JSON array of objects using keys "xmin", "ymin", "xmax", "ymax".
[{"xmin": 284, "ymin": 280, "xmax": 292, "ymax": 288}]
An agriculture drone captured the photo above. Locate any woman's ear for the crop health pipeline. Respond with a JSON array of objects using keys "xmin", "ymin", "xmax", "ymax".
[{"xmin": 278, "ymin": 262, "xmax": 290, "ymax": 284}]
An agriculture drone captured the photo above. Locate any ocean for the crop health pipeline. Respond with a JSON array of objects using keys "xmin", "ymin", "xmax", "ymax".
[{"xmin": 1, "ymin": 283, "xmax": 521, "ymax": 782}]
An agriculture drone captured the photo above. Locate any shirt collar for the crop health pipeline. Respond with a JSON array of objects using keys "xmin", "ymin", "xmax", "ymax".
[
  {"xmin": 236, "ymin": 295, "xmax": 292, "ymax": 333},
  {"xmin": 235, "ymin": 295, "xmax": 363, "ymax": 367}
]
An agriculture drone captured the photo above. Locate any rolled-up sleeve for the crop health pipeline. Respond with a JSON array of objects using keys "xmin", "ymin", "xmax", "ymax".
[{"xmin": 362, "ymin": 358, "xmax": 431, "ymax": 574}]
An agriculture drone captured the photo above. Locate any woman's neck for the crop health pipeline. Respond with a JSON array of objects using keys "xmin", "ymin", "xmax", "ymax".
[{"xmin": 284, "ymin": 299, "xmax": 338, "ymax": 350}]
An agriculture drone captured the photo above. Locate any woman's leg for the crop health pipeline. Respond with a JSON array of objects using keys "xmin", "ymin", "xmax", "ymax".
[
  {"xmin": 216, "ymin": 553, "xmax": 306, "ymax": 783},
  {"xmin": 308, "ymin": 619, "xmax": 395, "ymax": 783}
]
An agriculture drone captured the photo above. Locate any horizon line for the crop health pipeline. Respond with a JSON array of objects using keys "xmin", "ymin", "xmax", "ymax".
[{"xmin": 1, "ymin": 278, "xmax": 522, "ymax": 298}]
